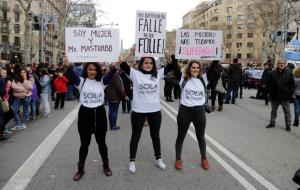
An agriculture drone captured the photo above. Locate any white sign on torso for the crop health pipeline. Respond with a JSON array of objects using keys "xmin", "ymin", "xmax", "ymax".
[
  {"xmin": 65, "ymin": 27, "xmax": 120, "ymax": 62},
  {"xmin": 175, "ymin": 29, "xmax": 223, "ymax": 60},
  {"xmin": 180, "ymin": 77, "xmax": 206, "ymax": 107},
  {"xmin": 135, "ymin": 10, "xmax": 167, "ymax": 58}
]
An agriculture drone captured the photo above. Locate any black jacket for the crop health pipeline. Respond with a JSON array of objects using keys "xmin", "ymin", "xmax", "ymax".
[
  {"xmin": 268, "ymin": 68, "xmax": 295, "ymax": 101},
  {"xmin": 227, "ymin": 64, "xmax": 242, "ymax": 88}
]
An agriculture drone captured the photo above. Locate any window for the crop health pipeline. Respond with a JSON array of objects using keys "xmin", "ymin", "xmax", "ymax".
[
  {"xmin": 237, "ymin": 0, "xmax": 243, "ymax": 2},
  {"xmin": 248, "ymin": 14, "xmax": 254, "ymax": 20},
  {"xmin": 237, "ymin": 42, "xmax": 242, "ymax": 48},
  {"xmin": 247, "ymin": 53, "xmax": 253, "ymax": 58},
  {"xmin": 237, "ymin": 6, "xmax": 243, "ymax": 11},
  {"xmin": 237, "ymin": 54, "xmax": 242, "ymax": 59},
  {"xmin": 248, "ymin": 33, "xmax": 253, "ymax": 38},
  {"xmin": 248, "ymin": 5, "xmax": 254, "ymax": 12},
  {"xmin": 237, "ymin": 33, "xmax": 243, "ymax": 38},
  {"xmin": 247, "ymin": 42, "xmax": 254, "ymax": 47},
  {"xmin": 14, "ymin": 4, "xmax": 20, "ymax": 11},
  {"xmin": 227, "ymin": 25, "xmax": 233, "ymax": 30},
  {"xmin": 247, "ymin": 23, "xmax": 255, "ymax": 29},
  {"xmin": 14, "ymin": 37, "xmax": 20, "ymax": 46},
  {"xmin": 2, "ymin": 21, "xmax": 8, "ymax": 33},
  {"xmin": 15, "ymin": 13, "xmax": 20, "ymax": 22},
  {"xmin": 226, "ymin": 54, "xmax": 231, "ymax": 59},
  {"xmin": 227, "ymin": 16, "xmax": 232, "ymax": 22},
  {"xmin": 263, "ymin": 32, "xmax": 266, "ymax": 37},
  {"xmin": 237, "ymin": 24, "xmax": 243, "ymax": 30},
  {"xmin": 227, "ymin": 7, "xmax": 233, "ymax": 14},
  {"xmin": 3, "ymin": 11, "xmax": 7, "ymax": 20},
  {"xmin": 227, "ymin": 34, "xmax": 232, "ymax": 39},
  {"xmin": 226, "ymin": 42, "xmax": 232, "ymax": 48},
  {"xmin": 227, "ymin": 0, "xmax": 233, "ymax": 3},
  {"xmin": 14, "ymin": 24, "xmax": 20, "ymax": 33},
  {"xmin": 2, "ymin": 35, "xmax": 9, "ymax": 42},
  {"xmin": 237, "ymin": 15, "xmax": 244, "ymax": 21}
]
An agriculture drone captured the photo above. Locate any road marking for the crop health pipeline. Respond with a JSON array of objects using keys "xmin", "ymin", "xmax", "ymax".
[
  {"xmin": 160, "ymin": 100, "xmax": 279, "ymax": 190},
  {"xmin": 2, "ymin": 105, "xmax": 80, "ymax": 190}
]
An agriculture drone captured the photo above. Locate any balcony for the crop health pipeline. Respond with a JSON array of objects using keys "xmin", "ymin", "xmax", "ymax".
[{"xmin": 1, "ymin": 5, "xmax": 10, "ymax": 11}]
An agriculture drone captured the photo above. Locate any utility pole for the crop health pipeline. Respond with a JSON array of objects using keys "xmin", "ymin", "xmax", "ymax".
[
  {"xmin": 40, "ymin": 0, "xmax": 45, "ymax": 63},
  {"xmin": 284, "ymin": 0, "xmax": 288, "ymax": 46}
]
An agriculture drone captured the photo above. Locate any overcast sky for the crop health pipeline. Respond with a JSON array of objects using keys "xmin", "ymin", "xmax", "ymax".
[{"xmin": 98, "ymin": 0, "xmax": 201, "ymax": 49}]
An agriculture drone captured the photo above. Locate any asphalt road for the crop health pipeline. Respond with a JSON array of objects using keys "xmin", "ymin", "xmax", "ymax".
[{"xmin": 1, "ymin": 88, "xmax": 300, "ymax": 190}]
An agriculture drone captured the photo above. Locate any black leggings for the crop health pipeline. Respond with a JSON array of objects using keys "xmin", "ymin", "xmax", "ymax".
[
  {"xmin": 130, "ymin": 111, "xmax": 162, "ymax": 160},
  {"xmin": 176, "ymin": 105, "xmax": 206, "ymax": 160},
  {"xmin": 77, "ymin": 105, "xmax": 108, "ymax": 163},
  {"xmin": 211, "ymin": 90, "xmax": 225, "ymax": 107}
]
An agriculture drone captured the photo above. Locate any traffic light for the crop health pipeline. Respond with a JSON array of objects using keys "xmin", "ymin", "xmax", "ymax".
[{"xmin": 33, "ymin": 16, "xmax": 40, "ymax": 30}]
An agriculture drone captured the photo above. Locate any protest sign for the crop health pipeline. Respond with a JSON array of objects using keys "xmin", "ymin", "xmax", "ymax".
[
  {"xmin": 175, "ymin": 29, "xmax": 223, "ymax": 60},
  {"xmin": 135, "ymin": 10, "xmax": 167, "ymax": 57},
  {"xmin": 65, "ymin": 27, "xmax": 120, "ymax": 62}
]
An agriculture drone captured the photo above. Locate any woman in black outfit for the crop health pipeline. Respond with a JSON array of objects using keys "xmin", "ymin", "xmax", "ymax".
[{"xmin": 64, "ymin": 57, "xmax": 119, "ymax": 180}]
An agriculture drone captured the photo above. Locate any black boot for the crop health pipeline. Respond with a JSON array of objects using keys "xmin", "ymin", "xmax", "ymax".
[
  {"xmin": 293, "ymin": 119, "xmax": 299, "ymax": 127},
  {"xmin": 102, "ymin": 160, "xmax": 112, "ymax": 176},
  {"xmin": 73, "ymin": 162, "xmax": 85, "ymax": 181},
  {"xmin": 286, "ymin": 125, "xmax": 291, "ymax": 131}
]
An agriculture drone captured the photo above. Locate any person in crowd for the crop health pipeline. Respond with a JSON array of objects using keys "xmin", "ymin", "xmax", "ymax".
[
  {"xmin": 173, "ymin": 60, "xmax": 209, "ymax": 170},
  {"xmin": 207, "ymin": 60, "xmax": 226, "ymax": 112},
  {"xmin": 64, "ymin": 57, "xmax": 119, "ymax": 180},
  {"xmin": 293, "ymin": 67, "xmax": 300, "ymax": 127},
  {"xmin": 105, "ymin": 66, "xmax": 125, "ymax": 130},
  {"xmin": 10, "ymin": 68, "xmax": 33, "ymax": 130},
  {"xmin": 54, "ymin": 69, "xmax": 68, "ymax": 109},
  {"xmin": 48, "ymin": 63, "xmax": 57, "ymax": 101},
  {"xmin": 261, "ymin": 62, "xmax": 273, "ymax": 105},
  {"xmin": 164, "ymin": 68, "xmax": 176, "ymax": 102},
  {"xmin": 266, "ymin": 60, "xmax": 295, "ymax": 131},
  {"xmin": 120, "ymin": 69, "xmax": 133, "ymax": 113},
  {"xmin": 32, "ymin": 65, "xmax": 42, "ymax": 118},
  {"xmin": 120, "ymin": 48, "xmax": 174, "ymax": 174},
  {"xmin": 0, "ymin": 68, "xmax": 13, "ymax": 136},
  {"xmin": 224, "ymin": 58, "xmax": 242, "ymax": 104},
  {"xmin": 239, "ymin": 65, "xmax": 244, "ymax": 99},
  {"xmin": 65, "ymin": 63, "xmax": 76, "ymax": 101},
  {"xmin": 39, "ymin": 68, "xmax": 51, "ymax": 118},
  {"xmin": 0, "ymin": 68, "xmax": 8, "ymax": 140}
]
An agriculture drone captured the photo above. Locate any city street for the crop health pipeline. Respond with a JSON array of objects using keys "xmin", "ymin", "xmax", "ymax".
[{"xmin": 0, "ymin": 88, "xmax": 299, "ymax": 190}]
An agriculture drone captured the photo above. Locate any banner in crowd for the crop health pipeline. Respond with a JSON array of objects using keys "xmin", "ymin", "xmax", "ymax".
[
  {"xmin": 135, "ymin": 10, "xmax": 167, "ymax": 57},
  {"xmin": 284, "ymin": 39, "xmax": 300, "ymax": 61},
  {"xmin": 175, "ymin": 29, "xmax": 223, "ymax": 60},
  {"xmin": 65, "ymin": 27, "xmax": 120, "ymax": 62}
]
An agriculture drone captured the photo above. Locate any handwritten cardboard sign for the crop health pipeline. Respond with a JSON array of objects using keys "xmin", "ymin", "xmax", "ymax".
[
  {"xmin": 65, "ymin": 27, "xmax": 120, "ymax": 62},
  {"xmin": 175, "ymin": 29, "xmax": 223, "ymax": 60},
  {"xmin": 135, "ymin": 10, "xmax": 167, "ymax": 57}
]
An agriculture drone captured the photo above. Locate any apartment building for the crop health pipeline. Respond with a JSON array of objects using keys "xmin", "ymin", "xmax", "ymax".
[{"xmin": 0, "ymin": 0, "xmax": 67, "ymax": 64}]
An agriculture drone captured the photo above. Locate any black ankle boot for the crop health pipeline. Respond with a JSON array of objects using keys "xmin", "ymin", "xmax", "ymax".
[
  {"xmin": 73, "ymin": 162, "xmax": 85, "ymax": 181},
  {"xmin": 293, "ymin": 120, "xmax": 299, "ymax": 127},
  {"xmin": 103, "ymin": 160, "xmax": 112, "ymax": 176}
]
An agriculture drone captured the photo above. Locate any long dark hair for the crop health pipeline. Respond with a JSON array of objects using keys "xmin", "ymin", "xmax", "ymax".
[
  {"xmin": 184, "ymin": 60, "xmax": 202, "ymax": 80},
  {"xmin": 138, "ymin": 57, "xmax": 157, "ymax": 78},
  {"xmin": 82, "ymin": 62, "xmax": 103, "ymax": 81},
  {"xmin": 14, "ymin": 68, "xmax": 29, "ymax": 83}
]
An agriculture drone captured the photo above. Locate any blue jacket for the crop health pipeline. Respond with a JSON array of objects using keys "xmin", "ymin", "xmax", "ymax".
[{"xmin": 40, "ymin": 75, "xmax": 51, "ymax": 94}]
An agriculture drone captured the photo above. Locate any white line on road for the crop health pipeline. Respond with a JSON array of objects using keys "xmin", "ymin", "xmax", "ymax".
[
  {"xmin": 160, "ymin": 100, "xmax": 279, "ymax": 190},
  {"xmin": 2, "ymin": 105, "xmax": 80, "ymax": 190}
]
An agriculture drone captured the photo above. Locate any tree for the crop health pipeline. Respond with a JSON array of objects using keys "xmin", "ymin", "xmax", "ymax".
[
  {"xmin": 253, "ymin": 0, "xmax": 297, "ymax": 63},
  {"xmin": 17, "ymin": 0, "xmax": 34, "ymax": 65}
]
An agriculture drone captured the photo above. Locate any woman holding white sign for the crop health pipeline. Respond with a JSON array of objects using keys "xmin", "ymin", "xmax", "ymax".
[
  {"xmin": 120, "ymin": 47, "xmax": 175, "ymax": 174},
  {"xmin": 64, "ymin": 57, "xmax": 119, "ymax": 180},
  {"xmin": 174, "ymin": 60, "xmax": 209, "ymax": 171}
]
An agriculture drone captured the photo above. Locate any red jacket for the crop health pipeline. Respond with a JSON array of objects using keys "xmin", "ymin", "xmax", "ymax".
[{"xmin": 54, "ymin": 76, "xmax": 68, "ymax": 93}]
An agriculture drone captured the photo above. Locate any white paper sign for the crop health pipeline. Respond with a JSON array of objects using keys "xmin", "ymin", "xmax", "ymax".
[
  {"xmin": 135, "ymin": 10, "xmax": 167, "ymax": 57},
  {"xmin": 65, "ymin": 27, "xmax": 120, "ymax": 62},
  {"xmin": 175, "ymin": 29, "xmax": 223, "ymax": 60}
]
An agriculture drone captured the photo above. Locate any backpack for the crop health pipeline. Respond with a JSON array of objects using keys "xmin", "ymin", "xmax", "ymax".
[{"xmin": 180, "ymin": 77, "xmax": 211, "ymax": 113}]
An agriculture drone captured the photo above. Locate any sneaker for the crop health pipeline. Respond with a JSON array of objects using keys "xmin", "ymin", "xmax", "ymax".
[
  {"xmin": 201, "ymin": 158, "xmax": 209, "ymax": 170},
  {"xmin": 175, "ymin": 159, "xmax": 183, "ymax": 170},
  {"xmin": 44, "ymin": 113, "xmax": 52, "ymax": 118},
  {"xmin": 155, "ymin": 159, "xmax": 167, "ymax": 170},
  {"xmin": 266, "ymin": 124, "xmax": 275, "ymax": 128},
  {"xmin": 128, "ymin": 161, "xmax": 136, "ymax": 174},
  {"xmin": 21, "ymin": 124, "xmax": 27, "ymax": 129},
  {"xmin": 3, "ymin": 129, "xmax": 13, "ymax": 135},
  {"xmin": 110, "ymin": 126, "xmax": 120, "ymax": 130},
  {"xmin": 10, "ymin": 126, "xmax": 22, "ymax": 131}
]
